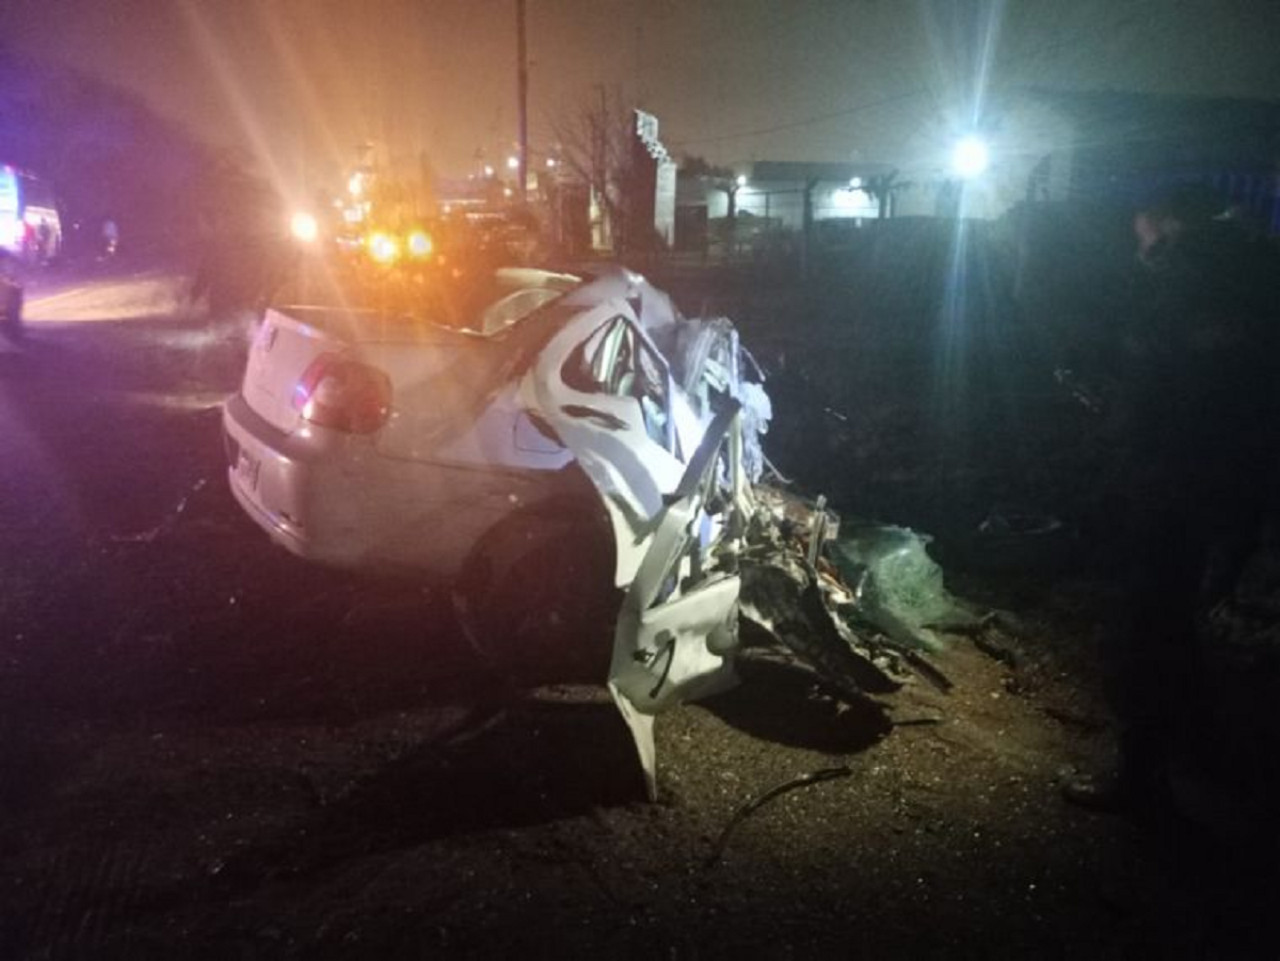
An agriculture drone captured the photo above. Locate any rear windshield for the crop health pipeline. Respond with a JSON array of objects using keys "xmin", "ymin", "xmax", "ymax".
[{"xmin": 272, "ymin": 257, "xmax": 582, "ymax": 336}]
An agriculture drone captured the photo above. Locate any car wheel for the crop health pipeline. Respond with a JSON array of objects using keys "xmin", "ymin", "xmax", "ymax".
[{"xmin": 455, "ymin": 512, "xmax": 618, "ymax": 684}]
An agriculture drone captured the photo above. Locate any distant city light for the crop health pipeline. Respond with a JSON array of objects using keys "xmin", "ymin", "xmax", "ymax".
[
  {"xmin": 546, "ymin": 157, "xmax": 557, "ymax": 169},
  {"xmin": 736, "ymin": 174, "xmax": 748, "ymax": 188},
  {"xmin": 347, "ymin": 173, "xmax": 364, "ymax": 197},
  {"xmin": 951, "ymin": 136, "xmax": 990, "ymax": 178},
  {"xmin": 507, "ymin": 155, "xmax": 520, "ymax": 171},
  {"xmin": 483, "ymin": 164, "xmax": 495, "ymax": 178}
]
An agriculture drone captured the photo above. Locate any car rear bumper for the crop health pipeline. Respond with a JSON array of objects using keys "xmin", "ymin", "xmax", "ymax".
[
  {"xmin": 223, "ymin": 392, "xmax": 453, "ymax": 573},
  {"xmin": 222, "ymin": 393, "xmax": 347, "ymax": 564},
  {"xmin": 222, "ymin": 394, "xmax": 573, "ymax": 578}
]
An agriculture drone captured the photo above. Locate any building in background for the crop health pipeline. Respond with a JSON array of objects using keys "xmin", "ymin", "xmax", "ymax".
[
  {"xmin": 627, "ymin": 110, "xmax": 677, "ymax": 250},
  {"xmin": 676, "ymin": 160, "xmax": 893, "ymax": 258}
]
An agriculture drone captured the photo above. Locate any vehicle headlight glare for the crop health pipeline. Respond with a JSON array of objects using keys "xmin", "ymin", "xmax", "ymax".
[
  {"xmin": 290, "ymin": 211, "xmax": 319, "ymax": 243},
  {"xmin": 367, "ymin": 232, "xmax": 400, "ymax": 264},
  {"xmin": 407, "ymin": 230, "xmax": 433, "ymax": 259}
]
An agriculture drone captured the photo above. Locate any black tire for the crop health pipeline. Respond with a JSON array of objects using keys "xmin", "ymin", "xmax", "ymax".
[{"xmin": 455, "ymin": 511, "xmax": 618, "ymax": 684}]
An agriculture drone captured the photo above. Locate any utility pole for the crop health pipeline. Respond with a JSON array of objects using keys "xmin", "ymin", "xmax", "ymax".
[
  {"xmin": 593, "ymin": 84, "xmax": 608, "ymax": 249},
  {"xmin": 516, "ymin": 0, "xmax": 529, "ymax": 204}
]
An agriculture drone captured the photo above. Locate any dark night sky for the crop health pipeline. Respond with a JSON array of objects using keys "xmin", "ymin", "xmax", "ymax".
[{"xmin": 7, "ymin": 0, "xmax": 1280, "ymax": 189}]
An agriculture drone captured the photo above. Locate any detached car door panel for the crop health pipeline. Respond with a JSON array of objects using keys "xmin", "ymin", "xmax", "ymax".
[{"xmin": 607, "ymin": 401, "xmax": 745, "ymax": 800}]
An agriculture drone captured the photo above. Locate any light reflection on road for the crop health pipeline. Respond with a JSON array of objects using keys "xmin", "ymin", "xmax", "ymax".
[
  {"xmin": 6, "ymin": 265, "xmax": 250, "ymax": 424},
  {"xmin": 23, "ymin": 271, "xmax": 191, "ymax": 324},
  {"xmin": 112, "ymin": 389, "xmax": 231, "ymax": 411}
]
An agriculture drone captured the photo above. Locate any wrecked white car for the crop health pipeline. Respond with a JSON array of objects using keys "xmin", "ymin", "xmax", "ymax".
[
  {"xmin": 224, "ymin": 265, "xmax": 756, "ymax": 571},
  {"xmin": 224, "ymin": 262, "xmax": 779, "ymax": 789},
  {"xmin": 223, "ymin": 260, "xmax": 948, "ymax": 794},
  {"xmin": 224, "ymin": 264, "xmax": 763, "ymax": 630}
]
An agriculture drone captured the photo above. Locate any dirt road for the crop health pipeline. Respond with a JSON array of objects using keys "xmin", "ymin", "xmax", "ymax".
[{"xmin": 0, "ymin": 276, "xmax": 1272, "ymax": 958}]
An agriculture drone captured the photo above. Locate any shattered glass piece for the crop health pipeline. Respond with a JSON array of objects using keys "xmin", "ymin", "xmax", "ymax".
[{"xmin": 831, "ymin": 526, "xmax": 961, "ymax": 652}]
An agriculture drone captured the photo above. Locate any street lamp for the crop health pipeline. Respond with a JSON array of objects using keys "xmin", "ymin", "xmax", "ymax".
[{"xmin": 951, "ymin": 136, "xmax": 990, "ymax": 179}]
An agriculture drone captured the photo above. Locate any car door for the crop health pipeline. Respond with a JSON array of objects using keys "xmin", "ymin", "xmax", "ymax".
[
  {"xmin": 606, "ymin": 401, "xmax": 747, "ymax": 800},
  {"xmin": 523, "ymin": 303, "xmax": 689, "ymax": 584}
]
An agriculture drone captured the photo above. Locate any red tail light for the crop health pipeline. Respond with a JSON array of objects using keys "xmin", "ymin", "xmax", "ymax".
[{"xmin": 293, "ymin": 353, "xmax": 391, "ymax": 434}]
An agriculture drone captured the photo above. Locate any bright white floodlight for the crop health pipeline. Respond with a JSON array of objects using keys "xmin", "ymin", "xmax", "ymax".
[{"xmin": 951, "ymin": 136, "xmax": 990, "ymax": 178}]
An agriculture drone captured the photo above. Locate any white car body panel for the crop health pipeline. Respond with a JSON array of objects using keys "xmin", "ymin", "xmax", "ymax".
[
  {"xmin": 224, "ymin": 391, "xmax": 573, "ymax": 578},
  {"xmin": 605, "ymin": 404, "xmax": 747, "ymax": 799},
  {"xmin": 224, "ymin": 264, "xmax": 769, "ymax": 793},
  {"xmin": 523, "ymin": 300, "xmax": 688, "ymax": 585}
]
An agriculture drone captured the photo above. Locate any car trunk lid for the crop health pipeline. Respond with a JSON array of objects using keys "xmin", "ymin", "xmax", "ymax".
[
  {"xmin": 240, "ymin": 307, "xmax": 364, "ymax": 434},
  {"xmin": 241, "ymin": 306, "xmax": 507, "ymax": 451}
]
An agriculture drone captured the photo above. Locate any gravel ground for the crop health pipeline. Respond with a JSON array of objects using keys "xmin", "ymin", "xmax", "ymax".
[{"xmin": 1, "ymin": 267, "xmax": 1276, "ymax": 959}]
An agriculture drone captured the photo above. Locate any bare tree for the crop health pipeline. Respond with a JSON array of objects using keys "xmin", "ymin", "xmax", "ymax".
[
  {"xmin": 549, "ymin": 86, "xmax": 637, "ymax": 253},
  {"xmin": 681, "ymin": 155, "xmax": 737, "ymax": 208},
  {"xmin": 862, "ymin": 169, "xmax": 912, "ymax": 221},
  {"xmin": 679, "ymin": 155, "xmax": 743, "ymax": 255}
]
